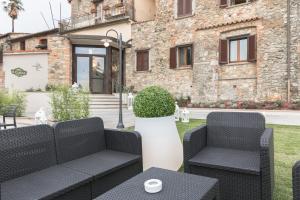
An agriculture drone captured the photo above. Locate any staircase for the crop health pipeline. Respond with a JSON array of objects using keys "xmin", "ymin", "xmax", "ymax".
[{"xmin": 89, "ymin": 94, "xmax": 127, "ymax": 111}]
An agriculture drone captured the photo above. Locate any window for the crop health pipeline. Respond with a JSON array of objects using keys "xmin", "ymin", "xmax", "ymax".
[
  {"xmin": 170, "ymin": 44, "xmax": 193, "ymax": 69},
  {"xmin": 20, "ymin": 41, "xmax": 26, "ymax": 51},
  {"xmin": 178, "ymin": 45, "xmax": 192, "ymax": 67},
  {"xmin": 219, "ymin": 35, "xmax": 256, "ymax": 64},
  {"xmin": 220, "ymin": 0, "xmax": 250, "ymax": 7},
  {"xmin": 178, "ymin": 0, "xmax": 192, "ymax": 17},
  {"xmin": 75, "ymin": 47, "xmax": 106, "ymax": 55},
  {"xmin": 38, "ymin": 39, "xmax": 48, "ymax": 49},
  {"xmin": 136, "ymin": 50, "xmax": 149, "ymax": 71},
  {"xmin": 229, "ymin": 37, "xmax": 248, "ymax": 62},
  {"xmin": 230, "ymin": 0, "xmax": 248, "ymax": 5}
]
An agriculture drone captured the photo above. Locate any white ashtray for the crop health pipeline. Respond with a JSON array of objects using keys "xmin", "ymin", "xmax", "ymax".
[{"xmin": 144, "ymin": 179, "xmax": 162, "ymax": 194}]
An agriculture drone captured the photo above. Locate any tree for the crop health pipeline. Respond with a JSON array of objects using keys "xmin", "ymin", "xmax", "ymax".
[{"xmin": 2, "ymin": 0, "xmax": 24, "ymax": 32}]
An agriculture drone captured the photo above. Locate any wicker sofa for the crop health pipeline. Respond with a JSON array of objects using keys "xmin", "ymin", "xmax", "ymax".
[
  {"xmin": 0, "ymin": 117, "xmax": 143, "ymax": 200},
  {"xmin": 293, "ymin": 161, "xmax": 300, "ymax": 200},
  {"xmin": 183, "ymin": 112, "xmax": 274, "ymax": 200}
]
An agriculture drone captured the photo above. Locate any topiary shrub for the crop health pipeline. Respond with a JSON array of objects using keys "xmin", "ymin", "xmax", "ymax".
[{"xmin": 133, "ymin": 86, "xmax": 175, "ymax": 118}]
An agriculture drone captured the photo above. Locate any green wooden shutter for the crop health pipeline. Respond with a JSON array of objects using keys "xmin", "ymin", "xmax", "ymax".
[
  {"xmin": 219, "ymin": 39, "xmax": 228, "ymax": 64},
  {"xmin": 248, "ymin": 35, "xmax": 257, "ymax": 62},
  {"xmin": 170, "ymin": 47, "xmax": 177, "ymax": 69}
]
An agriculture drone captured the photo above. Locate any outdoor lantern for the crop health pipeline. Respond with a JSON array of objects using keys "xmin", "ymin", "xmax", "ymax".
[
  {"xmin": 128, "ymin": 92, "xmax": 134, "ymax": 110},
  {"xmin": 181, "ymin": 108, "xmax": 190, "ymax": 123},
  {"xmin": 35, "ymin": 107, "xmax": 48, "ymax": 125},
  {"xmin": 72, "ymin": 82, "xmax": 79, "ymax": 92},
  {"xmin": 174, "ymin": 102, "xmax": 180, "ymax": 121},
  {"xmin": 104, "ymin": 41, "xmax": 110, "ymax": 48}
]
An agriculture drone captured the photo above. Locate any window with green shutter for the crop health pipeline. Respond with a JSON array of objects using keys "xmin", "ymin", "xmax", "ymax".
[
  {"xmin": 219, "ymin": 35, "xmax": 256, "ymax": 64},
  {"xmin": 170, "ymin": 44, "xmax": 193, "ymax": 69}
]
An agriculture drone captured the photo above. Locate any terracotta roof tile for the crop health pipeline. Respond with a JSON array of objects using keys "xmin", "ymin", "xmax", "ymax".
[{"xmin": 196, "ymin": 17, "xmax": 260, "ymax": 31}]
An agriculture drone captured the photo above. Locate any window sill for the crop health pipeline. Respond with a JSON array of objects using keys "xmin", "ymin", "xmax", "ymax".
[
  {"xmin": 134, "ymin": 70, "xmax": 151, "ymax": 73},
  {"xmin": 223, "ymin": 61, "xmax": 255, "ymax": 66},
  {"xmin": 175, "ymin": 14, "xmax": 195, "ymax": 20},
  {"xmin": 173, "ymin": 66, "xmax": 193, "ymax": 70}
]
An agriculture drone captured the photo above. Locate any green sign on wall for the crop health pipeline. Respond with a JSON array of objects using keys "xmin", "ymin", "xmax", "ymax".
[{"xmin": 11, "ymin": 67, "xmax": 27, "ymax": 77}]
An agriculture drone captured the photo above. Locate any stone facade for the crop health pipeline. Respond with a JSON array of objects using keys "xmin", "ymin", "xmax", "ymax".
[
  {"xmin": 47, "ymin": 36, "xmax": 72, "ymax": 86},
  {"xmin": 290, "ymin": 0, "xmax": 300, "ymax": 101},
  {"xmin": 70, "ymin": 0, "xmax": 134, "ymax": 20},
  {"xmin": 128, "ymin": 0, "xmax": 300, "ymax": 103},
  {"xmin": 1, "ymin": 0, "xmax": 298, "ymax": 101}
]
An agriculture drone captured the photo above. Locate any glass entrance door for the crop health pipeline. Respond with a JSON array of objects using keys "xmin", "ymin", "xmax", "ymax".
[
  {"xmin": 76, "ymin": 56, "xmax": 90, "ymax": 90},
  {"xmin": 74, "ymin": 46, "xmax": 108, "ymax": 94},
  {"xmin": 91, "ymin": 56, "xmax": 105, "ymax": 93}
]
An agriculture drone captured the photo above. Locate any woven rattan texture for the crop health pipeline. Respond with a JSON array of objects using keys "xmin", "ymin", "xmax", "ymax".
[{"xmin": 95, "ymin": 167, "xmax": 219, "ymax": 200}]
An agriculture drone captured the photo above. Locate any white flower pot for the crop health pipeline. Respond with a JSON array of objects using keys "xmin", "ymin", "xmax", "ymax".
[{"xmin": 135, "ymin": 115, "xmax": 183, "ymax": 171}]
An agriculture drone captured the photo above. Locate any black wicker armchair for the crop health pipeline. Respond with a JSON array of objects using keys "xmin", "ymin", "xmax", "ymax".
[
  {"xmin": 293, "ymin": 161, "xmax": 300, "ymax": 200},
  {"xmin": 183, "ymin": 112, "xmax": 274, "ymax": 200},
  {"xmin": 0, "ymin": 117, "xmax": 142, "ymax": 200},
  {"xmin": 0, "ymin": 105, "xmax": 17, "ymax": 129}
]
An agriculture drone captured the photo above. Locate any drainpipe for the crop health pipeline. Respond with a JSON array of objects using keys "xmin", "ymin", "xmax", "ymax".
[{"xmin": 287, "ymin": 0, "xmax": 291, "ymax": 102}]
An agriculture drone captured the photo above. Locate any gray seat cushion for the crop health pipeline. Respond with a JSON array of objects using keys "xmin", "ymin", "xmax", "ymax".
[
  {"xmin": 189, "ymin": 147, "xmax": 260, "ymax": 175},
  {"xmin": 1, "ymin": 165, "xmax": 92, "ymax": 200},
  {"xmin": 61, "ymin": 150, "xmax": 141, "ymax": 179}
]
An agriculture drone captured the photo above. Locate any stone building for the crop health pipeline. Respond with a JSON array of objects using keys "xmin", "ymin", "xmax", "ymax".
[
  {"xmin": 0, "ymin": 0, "xmax": 299, "ymax": 103},
  {"xmin": 128, "ymin": 0, "xmax": 300, "ymax": 103},
  {"xmin": 0, "ymin": 0, "xmax": 156, "ymax": 93},
  {"xmin": 0, "ymin": 29, "xmax": 69, "ymax": 91}
]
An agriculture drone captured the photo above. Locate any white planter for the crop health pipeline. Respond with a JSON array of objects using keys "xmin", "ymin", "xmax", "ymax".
[{"xmin": 135, "ymin": 115, "xmax": 183, "ymax": 171}]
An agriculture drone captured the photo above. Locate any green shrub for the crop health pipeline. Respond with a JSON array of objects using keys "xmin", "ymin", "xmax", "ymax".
[
  {"xmin": 45, "ymin": 84, "xmax": 59, "ymax": 92},
  {"xmin": 0, "ymin": 90, "xmax": 26, "ymax": 117},
  {"xmin": 133, "ymin": 86, "xmax": 175, "ymax": 118},
  {"xmin": 50, "ymin": 85, "xmax": 90, "ymax": 122}
]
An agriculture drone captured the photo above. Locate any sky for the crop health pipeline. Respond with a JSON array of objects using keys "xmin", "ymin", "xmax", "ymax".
[{"xmin": 0, "ymin": 0, "xmax": 71, "ymax": 34}]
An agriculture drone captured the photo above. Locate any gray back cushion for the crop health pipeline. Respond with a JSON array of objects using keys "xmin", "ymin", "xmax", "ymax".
[
  {"xmin": 0, "ymin": 125, "xmax": 56, "ymax": 182},
  {"xmin": 207, "ymin": 112, "xmax": 265, "ymax": 151},
  {"xmin": 54, "ymin": 117, "xmax": 106, "ymax": 164}
]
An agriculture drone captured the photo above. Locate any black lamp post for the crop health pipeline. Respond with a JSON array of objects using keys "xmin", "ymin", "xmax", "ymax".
[{"xmin": 104, "ymin": 29, "xmax": 124, "ymax": 129}]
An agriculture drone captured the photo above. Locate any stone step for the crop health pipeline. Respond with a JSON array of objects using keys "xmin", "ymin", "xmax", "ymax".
[
  {"xmin": 88, "ymin": 94, "xmax": 128, "ymax": 110},
  {"xmin": 90, "ymin": 101, "xmax": 119, "ymax": 105},
  {"xmin": 90, "ymin": 98, "xmax": 120, "ymax": 102},
  {"xmin": 90, "ymin": 105, "xmax": 127, "ymax": 109},
  {"xmin": 90, "ymin": 96, "xmax": 120, "ymax": 100}
]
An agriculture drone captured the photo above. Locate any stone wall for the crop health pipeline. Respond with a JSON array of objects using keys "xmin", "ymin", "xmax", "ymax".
[
  {"xmin": 70, "ymin": 0, "xmax": 134, "ymax": 19},
  {"xmin": 128, "ymin": 0, "xmax": 297, "ymax": 103},
  {"xmin": 71, "ymin": 0, "xmax": 93, "ymax": 18},
  {"xmin": 47, "ymin": 36, "xmax": 72, "ymax": 86},
  {"xmin": 127, "ymin": 19, "xmax": 193, "ymax": 98},
  {"xmin": 290, "ymin": 0, "xmax": 300, "ymax": 101}
]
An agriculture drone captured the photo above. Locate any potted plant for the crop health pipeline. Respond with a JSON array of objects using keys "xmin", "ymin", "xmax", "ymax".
[{"xmin": 134, "ymin": 86, "xmax": 183, "ymax": 171}]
